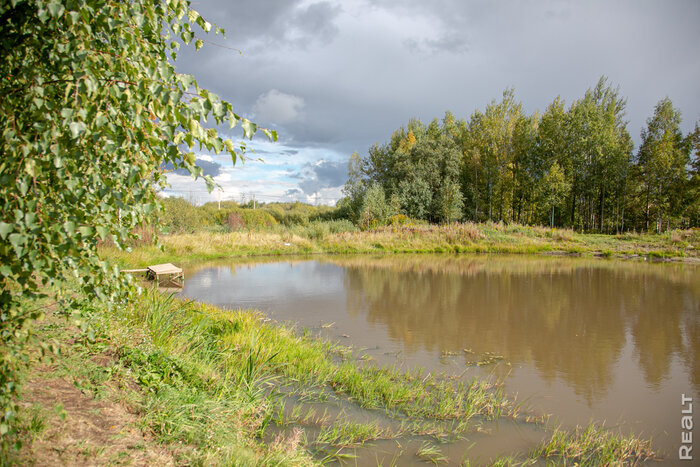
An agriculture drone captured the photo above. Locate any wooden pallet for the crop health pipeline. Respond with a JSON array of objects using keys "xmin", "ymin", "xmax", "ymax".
[
  {"xmin": 146, "ymin": 263, "xmax": 184, "ymax": 287},
  {"xmin": 123, "ymin": 264, "xmax": 184, "ymax": 287}
]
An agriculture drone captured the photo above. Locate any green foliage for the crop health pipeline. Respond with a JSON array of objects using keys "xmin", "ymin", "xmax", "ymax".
[
  {"xmin": 359, "ymin": 184, "xmax": 392, "ymax": 230},
  {"xmin": 224, "ymin": 209, "xmax": 278, "ymax": 230},
  {"xmin": 435, "ymin": 179, "xmax": 464, "ymax": 224},
  {"xmin": 157, "ymin": 197, "xmax": 210, "ymax": 234},
  {"xmin": 686, "ymin": 123, "xmax": 700, "ymax": 226},
  {"xmin": 340, "ymin": 151, "xmax": 367, "ymax": 223},
  {"xmin": 353, "ymin": 78, "xmax": 697, "ymax": 232},
  {"xmin": 261, "ymin": 201, "xmax": 337, "ymax": 226},
  {"xmin": 156, "ymin": 197, "xmax": 351, "ymax": 234},
  {"xmin": 398, "ymin": 177, "xmax": 432, "ymax": 220},
  {"xmin": 297, "ymin": 219, "xmax": 357, "ymax": 240},
  {"xmin": 198, "ymin": 200, "xmax": 280, "ymax": 231},
  {"xmin": 0, "ymin": 0, "xmax": 273, "ymax": 453},
  {"xmin": 637, "ymin": 97, "xmax": 690, "ymax": 232},
  {"xmin": 536, "ymin": 162, "xmax": 571, "ymax": 227}
]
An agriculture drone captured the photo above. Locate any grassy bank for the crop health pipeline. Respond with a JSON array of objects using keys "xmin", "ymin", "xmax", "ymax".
[
  {"xmin": 101, "ymin": 222, "xmax": 700, "ymax": 268},
  {"xmin": 13, "ymin": 286, "xmax": 656, "ymax": 465}
]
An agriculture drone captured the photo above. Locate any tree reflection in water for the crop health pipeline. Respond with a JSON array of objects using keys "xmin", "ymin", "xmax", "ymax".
[
  {"xmin": 182, "ymin": 254, "xmax": 699, "ymax": 453},
  {"xmin": 335, "ymin": 255, "xmax": 700, "ymax": 402}
]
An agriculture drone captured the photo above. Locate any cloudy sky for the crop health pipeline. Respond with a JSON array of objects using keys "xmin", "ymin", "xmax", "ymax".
[{"xmin": 167, "ymin": 0, "xmax": 700, "ymax": 205}]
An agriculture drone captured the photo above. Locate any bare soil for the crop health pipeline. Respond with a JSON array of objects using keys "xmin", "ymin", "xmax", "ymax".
[{"xmin": 16, "ymin": 322, "xmax": 175, "ymax": 466}]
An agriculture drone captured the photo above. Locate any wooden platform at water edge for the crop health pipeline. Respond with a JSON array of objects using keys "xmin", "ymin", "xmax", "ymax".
[{"xmin": 122, "ymin": 263, "xmax": 184, "ymax": 288}]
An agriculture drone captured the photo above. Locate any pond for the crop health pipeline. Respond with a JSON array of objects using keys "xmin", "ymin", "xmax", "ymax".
[{"xmin": 180, "ymin": 254, "xmax": 699, "ymax": 462}]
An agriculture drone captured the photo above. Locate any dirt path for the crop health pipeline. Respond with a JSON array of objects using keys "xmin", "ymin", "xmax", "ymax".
[{"xmin": 16, "ymin": 318, "xmax": 175, "ymax": 466}]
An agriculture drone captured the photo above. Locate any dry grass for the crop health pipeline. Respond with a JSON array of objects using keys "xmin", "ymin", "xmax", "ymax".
[{"xmin": 100, "ymin": 222, "xmax": 699, "ymax": 270}]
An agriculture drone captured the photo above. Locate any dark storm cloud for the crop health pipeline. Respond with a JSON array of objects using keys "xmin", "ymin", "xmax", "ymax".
[
  {"xmin": 188, "ymin": 0, "xmax": 341, "ymax": 50},
  {"xmin": 175, "ymin": 0, "xmax": 700, "ymax": 163},
  {"xmin": 291, "ymin": 2, "xmax": 341, "ymax": 46},
  {"xmin": 295, "ymin": 159, "xmax": 347, "ymax": 195},
  {"xmin": 163, "ymin": 160, "xmax": 222, "ymax": 177},
  {"xmin": 311, "ymin": 160, "xmax": 347, "ymax": 186},
  {"xmin": 403, "ymin": 33, "xmax": 469, "ymax": 55}
]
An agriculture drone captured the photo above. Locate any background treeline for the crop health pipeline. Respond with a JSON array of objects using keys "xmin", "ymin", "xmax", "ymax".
[
  {"xmin": 339, "ymin": 78, "xmax": 700, "ymax": 232},
  {"xmin": 157, "ymin": 197, "xmax": 355, "ymax": 237}
]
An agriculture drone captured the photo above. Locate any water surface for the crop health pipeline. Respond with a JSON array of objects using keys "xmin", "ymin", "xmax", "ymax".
[{"xmin": 182, "ymin": 254, "xmax": 700, "ymax": 460}]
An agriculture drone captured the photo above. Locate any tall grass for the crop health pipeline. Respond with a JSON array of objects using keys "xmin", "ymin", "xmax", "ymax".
[
  {"xmin": 100, "ymin": 222, "xmax": 699, "ymax": 269},
  {"xmin": 101, "ymin": 287, "xmax": 509, "ymax": 460},
  {"xmin": 104, "ymin": 290, "xmax": 314, "ymax": 465}
]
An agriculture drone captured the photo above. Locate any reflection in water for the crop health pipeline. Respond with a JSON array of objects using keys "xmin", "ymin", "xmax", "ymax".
[
  {"xmin": 339, "ymin": 256, "xmax": 700, "ymax": 403},
  {"xmin": 182, "ymin": 254, "xmax": 700, "ymax": 455}
]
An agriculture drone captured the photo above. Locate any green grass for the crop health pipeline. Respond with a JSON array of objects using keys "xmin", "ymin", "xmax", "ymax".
[
  {"xmin": 79, "ymin": 223, "xmax": 681, "ymax": 464},
  {"xmin": 530, "ymin": 423, "xmax": 656, "ymax": 465},
  {"xmin": 106, "ymin": 289, "xmax": 658, "ymax": 464},
  {"xmin": 416, "ymin": 441, "xmax": 448, "ymax": 465},
  {"xmin": 315, "ymin": 420, "xmax": 389, "ymax": 447},
  {"xmin": 125, "ymin": 289, "xmax": 510, "ymax": 425},
  {"xmin": 14, "ymin": 280, "xmax": 659, "ymax": 465},
  {"xmin": 14, "ymin": 286, "xmax": 510, "ymax": 464}
]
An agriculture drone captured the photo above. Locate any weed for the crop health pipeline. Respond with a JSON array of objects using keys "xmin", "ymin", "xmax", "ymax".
[
  {"xmin": 531, "ymin": 423, "xmax": 655, "ymax": 465},
  {"xmin": 315, "ymin": 420, "xmax": 388, "ymax": 447},
  {"xmin": 416, "ymin": 441, "xmax": 448, "ymax": 465}
]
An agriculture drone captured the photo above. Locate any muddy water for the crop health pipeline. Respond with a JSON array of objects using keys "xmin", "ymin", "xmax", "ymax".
[{"xmin": 181, "ymin": 254, "xmax": 700, "ymax": 462}]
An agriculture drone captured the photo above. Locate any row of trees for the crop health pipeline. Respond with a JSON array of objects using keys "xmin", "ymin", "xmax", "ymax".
[{"xmin": 341, "ymin": 78, "xmax": 700, "ymax": 232}]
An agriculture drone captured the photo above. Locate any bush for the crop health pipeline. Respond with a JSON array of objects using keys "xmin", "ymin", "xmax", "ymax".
[
  {"xmin": 157, "ymin": 197, "xmax": 210, "ymax": 234},
  {"xmin": 225, "ymin": 209, "xmax": 278, "ymax": 231},
  {"xmin": 303, "ymin": 221, "xmax": 330, "ymax": 240},
  {"xmin": 359, "ymin": 184, "xmax": 391, "ymax": 230},
  {"xmin": 0, "ymin": 0, "xmax": 265, "ymax": 454}
]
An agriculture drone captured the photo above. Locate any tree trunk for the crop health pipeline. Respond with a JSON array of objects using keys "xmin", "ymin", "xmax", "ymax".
[
  {"xmin": 474, "ymin": 167, "xmax": 479, "ymax": 220},
  {"xmin": 498, "ymin": 184, "xmax": 504, "ymax": 221},
  {"xmin": 645, "ymin": 181, "xmax": 650, "ymax": 232},
  {"xmin": 621, "ymin": 203, "xmax": 625, "ymax": 232},
  {"xmin": 551, "ymin": 205, "xmax": 554, "ymax": 228},
  {"xmin": 599, "ymin": 186, "xmax": 605, "ymax": 233},
  {"xmin": 511, "ymin": 165, "xmax": 517, "ymax": 223},
  {"xmin": 488, "ymin": 182, "xmax": 492, "ymax": 220},
  {"xmin": 570, "ymin": 185, "xmax": 577, "ymax": 226}
]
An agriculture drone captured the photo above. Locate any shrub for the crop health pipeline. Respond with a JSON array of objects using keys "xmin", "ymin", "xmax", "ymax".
[
  {"xmin": 157, "ymin": 197, "xmax": 210, "ymax": 234},
  {"xmin": 225, "ymin": 209, "xmax": 278, "ymax": 231},
  {"xmin": 359, "ymin": 184, "xmax": 391, "ymax": 230}
]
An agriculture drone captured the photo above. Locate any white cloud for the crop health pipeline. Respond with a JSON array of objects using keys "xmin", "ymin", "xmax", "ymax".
[
  {"xmin": 198, "ymin": 154, "xmax": 214, "ymax": 162},
  {"xmin": 253, "ymin": 89, "xmax": 305, "ymax": 125},
  {"xmin": 163, "ymin": 139, "xmax": 349, "ymax": 206},
  {"xmin": 304, "ymin": 186, "xmax": 343, "ymax": 206}
]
